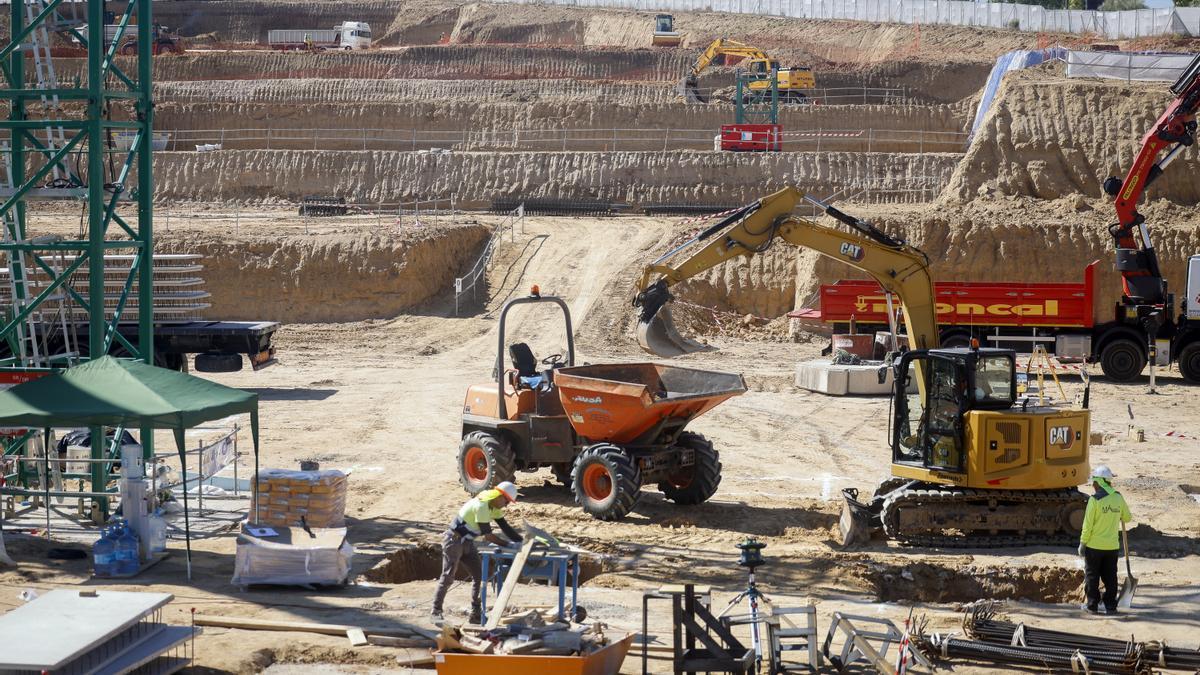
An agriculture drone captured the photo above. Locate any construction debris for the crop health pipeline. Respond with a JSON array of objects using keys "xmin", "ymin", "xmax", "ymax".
[{"xmin": 437, "ymin": 608, "xmax": 613, "ymax": 658}]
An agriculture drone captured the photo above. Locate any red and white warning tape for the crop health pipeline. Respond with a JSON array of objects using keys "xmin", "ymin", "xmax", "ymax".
[
  {"xmin": 1164, "ymin": 430, "xmax": 1197, "ymax": 440},
  {"xmin": 784, "ymin": 130, "xmax": 865, "ymax": 138}
]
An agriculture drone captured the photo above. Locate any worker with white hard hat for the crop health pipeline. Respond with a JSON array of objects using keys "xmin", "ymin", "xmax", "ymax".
[
  {"xmin": 431, "ymin": 481, "xmax": 522, "ymax": 625},
  {"xmin": 1078, "ymin": 465, "xmax": 1131, "ymax": 615}
]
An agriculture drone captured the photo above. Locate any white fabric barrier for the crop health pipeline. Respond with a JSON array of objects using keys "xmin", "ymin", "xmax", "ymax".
[
  {"xmin": 486, "ymin": 0, "xmax": 1195, "ymax": 38},
  {"xmin": 1066, "ymin": 50, "xmax": 1195, "ymax": 82}
]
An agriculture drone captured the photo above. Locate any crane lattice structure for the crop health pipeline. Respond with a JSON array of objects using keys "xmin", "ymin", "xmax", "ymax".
[{"xmin": 1, "ymin": 0, "xmax": 154, "ymax": 519}]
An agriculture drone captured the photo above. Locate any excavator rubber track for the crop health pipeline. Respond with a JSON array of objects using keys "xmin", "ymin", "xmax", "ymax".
[{"xmin": 880, "ymin": 485, "xmax": 1087, "ymax": 548}]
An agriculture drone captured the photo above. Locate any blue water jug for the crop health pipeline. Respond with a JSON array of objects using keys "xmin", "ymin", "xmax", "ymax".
[
  {"xmin": 92, "ymin": 526, "xmax": 116, "ymax": 577},
  {"xmin": 116, "ymin": 519, "xmax": 140, "ymax": 576}
]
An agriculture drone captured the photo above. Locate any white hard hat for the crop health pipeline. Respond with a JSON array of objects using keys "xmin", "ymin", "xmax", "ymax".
[
  {"xmin": 1090, "ymin": 465, "xmax": 1115, "ymax": 480},
  {"xmin": 496, "ymin": 481, "xmax": 519, "ymax": 503}
]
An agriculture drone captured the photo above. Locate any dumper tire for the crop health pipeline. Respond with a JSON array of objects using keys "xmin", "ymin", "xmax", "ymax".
[
  {"xmin": 572, "ymin": 444, "xmax": 641, "ymax": 521},
  {"xmin": 458, "ymin": 431, "xmax": 516, "ymax": 496},
  {"xmin": 1179, "ymin": 341, "xmax": 1200, "ymax": 383},
  {"xmin": 658, "ymin": 432, "xmax": 721, "ymax": 505}
]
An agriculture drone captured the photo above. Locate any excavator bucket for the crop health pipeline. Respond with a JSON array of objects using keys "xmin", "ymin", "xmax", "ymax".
[
  {"xmin": 838, "ymin": 488, "xmax": 878, "ymax": 548},
  {"xmin": 635, "ymin": 280, "xmax": 712, "ymax": 357},
  {"xmin": 678, "ymin": 76, "xmax": 707, "ymax": 104}
]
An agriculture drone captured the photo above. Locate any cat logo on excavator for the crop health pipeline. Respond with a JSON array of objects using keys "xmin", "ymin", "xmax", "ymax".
[
  {"xmin": 1049, "ymin": 425, "xmax": 1076, "ymax": 450},
  {"xmin": 839, "ymin": 242, "xmax": 864, "ymax": 262}
]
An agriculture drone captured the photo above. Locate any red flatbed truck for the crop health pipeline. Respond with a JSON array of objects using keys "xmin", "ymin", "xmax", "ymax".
[{"xmin": 792, "ymin": 258, "xmax": 1200, "ymax": 382}]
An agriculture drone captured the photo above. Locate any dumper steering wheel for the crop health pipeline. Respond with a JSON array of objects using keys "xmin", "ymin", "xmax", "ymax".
[{"xmin": 541, "ymin": 353, "xmax": 565, "ymax": 367}]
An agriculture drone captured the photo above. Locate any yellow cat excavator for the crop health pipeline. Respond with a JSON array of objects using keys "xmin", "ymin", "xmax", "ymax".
[
  {"xmin": 681, "ymin": 38, "xmax": 817, "ymax": 104},
  {"xmin": 633, "ymin": 187, "xmax": 1091, "ymax": 547}
]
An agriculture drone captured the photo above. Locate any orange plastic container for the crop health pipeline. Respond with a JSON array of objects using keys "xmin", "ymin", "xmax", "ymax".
[
  {"xmin": 434, "ymin": 633, "xmax": 635, "ymax": 675},
  {"xmin": 553, "ymin": 363, "xmax": 746, "ymax": 444}
]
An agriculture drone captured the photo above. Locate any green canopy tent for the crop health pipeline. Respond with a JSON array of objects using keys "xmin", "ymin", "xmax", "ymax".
[{"xmin": 0, "ymin": 356, "xmax": 259, "ymax": 578}]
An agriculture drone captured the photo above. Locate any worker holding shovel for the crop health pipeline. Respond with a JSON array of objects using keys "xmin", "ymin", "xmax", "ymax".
[
  {"xmin": 1078, "ymin": 465, "xmax": 1133, "ymax": 615},
  {"xmin": 431, "ymin": 481, "xmax": 522, "ymax": 625}
]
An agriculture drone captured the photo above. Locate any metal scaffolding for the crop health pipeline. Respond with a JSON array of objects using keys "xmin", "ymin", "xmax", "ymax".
[{"xmin": 1, "ymin": 0, "xmax": 155, "ymax": 520}]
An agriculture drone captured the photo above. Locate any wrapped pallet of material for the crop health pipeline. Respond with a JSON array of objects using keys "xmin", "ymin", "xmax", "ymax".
[
  {"xmin": 253, "ymin": 468, "xmax": 347, "ymax": 528},
  {"xmin": 232, "ymin": 525, "xmax": 353, "ymax": 587}
]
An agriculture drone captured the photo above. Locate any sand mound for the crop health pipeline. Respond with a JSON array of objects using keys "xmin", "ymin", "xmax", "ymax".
[
  {"xmin": 945, "ymin": 69, "xmax": 1196, "ymax": 203},
  {"xmin": 158, "ymin": 223, "xmax": 489, "ymax": 322}
]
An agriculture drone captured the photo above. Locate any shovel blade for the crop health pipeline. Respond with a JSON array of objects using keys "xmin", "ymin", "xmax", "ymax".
[{"xmin": 1117, "ymin": 575, "xmax": 1138, "ymax": 609}]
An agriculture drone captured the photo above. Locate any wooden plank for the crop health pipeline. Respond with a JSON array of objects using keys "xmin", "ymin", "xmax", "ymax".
[
  {"xmin": 394, "ymin": 653, "xmax": 436, "ymax": 668},
  {"xmin": 483, "ymin": 537, "xmax": 536, "ymax": 630},
  {"xmin": 367, "ymin": 635, "xmax": 437, "ymax": 648},
  {"xmin": 346, "ymin": 628, "xmax": 368, "ymax": 647},
  {"xmin": 193, "ymin": 614, "xmax": 413, "ymax": 638}
]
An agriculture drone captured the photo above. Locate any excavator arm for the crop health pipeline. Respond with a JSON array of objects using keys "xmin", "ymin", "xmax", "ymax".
[
  {"xmin": 681, "ymin": 38, "xmax": 775, "ymax": 103},
  {"xmin": 689, "ymin": 38, "xmax": 773, "ymax": 77},
  {"xmin": 633, "ymin": 186, "xmax": 938, "ymax": 357},
  {"xmin": 1102, "ymin": 52, "xmax": 1200, "ymax": 306}
]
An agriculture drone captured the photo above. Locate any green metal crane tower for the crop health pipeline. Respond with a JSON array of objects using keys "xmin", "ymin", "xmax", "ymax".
[{"xmin": 1, "ymin": 0, "xmax": 155, "ymax": 519}]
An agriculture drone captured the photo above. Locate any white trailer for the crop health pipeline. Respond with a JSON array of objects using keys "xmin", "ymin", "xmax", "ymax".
[{"xmin": 268, "ymin": 21, "xmax": 371, "ymax": 51}]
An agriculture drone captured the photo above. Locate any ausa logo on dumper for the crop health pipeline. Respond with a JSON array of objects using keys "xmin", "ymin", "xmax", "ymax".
[{"xmin": 1048, "ymin": 425, "xmax": 1076, "ymax": 450}]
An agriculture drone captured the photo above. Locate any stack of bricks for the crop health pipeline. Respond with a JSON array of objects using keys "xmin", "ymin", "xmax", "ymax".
[{"xmin": 254, "ymin": 468, "xmax": 347, "ymax": 528}]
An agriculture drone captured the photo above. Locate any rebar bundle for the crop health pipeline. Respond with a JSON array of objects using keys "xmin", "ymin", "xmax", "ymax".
[
  {"xmin": 920, "ymin": 632, "xmax": 1147, "ymax": 674},
  {"xmin": 923, "ymin": 601, "xmax": 1200, "ymax": 673},
  {"xmin": 489, "ymin": 199, "xmax": 625, "ymax": 217}
]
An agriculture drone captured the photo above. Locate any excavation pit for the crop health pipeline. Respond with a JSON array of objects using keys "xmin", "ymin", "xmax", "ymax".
[
  {"xmin": 849, "ymin": 560, "xmax": 1084, "ymax": 604},
  {"xmin": 364, "ymin": 543, "xmax": 620, "ymax": 585}
]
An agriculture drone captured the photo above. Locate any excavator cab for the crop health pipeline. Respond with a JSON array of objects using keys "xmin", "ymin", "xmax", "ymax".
[{"xmin": 891, "ymin": 348, "xmax": 1017, "ymax": 472}]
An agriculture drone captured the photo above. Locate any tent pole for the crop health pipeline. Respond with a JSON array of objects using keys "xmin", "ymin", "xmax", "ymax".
[
  {"xmin": 175, "ymin": 428, "xmax": 191, "ymax": 580},
  {"xmin": 42, "ymin": 428, "xmax": 50, "ymax": 537}
]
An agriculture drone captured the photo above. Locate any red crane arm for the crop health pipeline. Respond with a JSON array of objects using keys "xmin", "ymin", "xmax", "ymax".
[{"xmin": 1103, "ymin": 54, "xmax": 1200, "ymax": 305}]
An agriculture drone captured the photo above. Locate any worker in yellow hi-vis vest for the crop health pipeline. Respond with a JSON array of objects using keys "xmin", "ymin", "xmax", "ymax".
[
  {"xmin": 1078, "ymin": 465, "xmax": 1131, "ymax": 615},
  {"xmin": 431, "ymin": 481, "xmax": 522, "ymax": 625}
]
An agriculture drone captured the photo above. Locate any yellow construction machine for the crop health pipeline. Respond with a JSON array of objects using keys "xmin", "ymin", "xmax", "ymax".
[
  {"xmin": 633, "ymin": 187, "xmax": 1091, "ymax": 547},
  {"xmin": 652, "ymin": 14, "xmax": 683, "ymax": 47},
  {"xmin": 681, "ymin": 39, "xmax": 816, "ymax": 104}
]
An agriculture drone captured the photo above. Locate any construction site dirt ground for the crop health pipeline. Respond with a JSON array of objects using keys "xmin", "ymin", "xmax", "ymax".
[
  {"xmin": 4, "ymin": 1, "xmax": 1200, "ymax": 671},
  {"xmin": 2, "ymin": 211, "xmax": 1199, "ymax": 673}
]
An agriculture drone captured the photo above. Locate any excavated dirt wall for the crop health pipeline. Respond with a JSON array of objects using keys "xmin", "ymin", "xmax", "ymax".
[
  {"xmin": 155, "ymin": 78, "xmax": 683, "ymax": 105},
  {"xmin": 152, "ymin": 149, "xmax": 961, "ymax": 205},
  {"xmin": 154, "ymin": 100, "xmax": 968, "ymax": 153},
  {"xmin": 154, "ymin": 0, "xmax": 408, "ymax": 45},
  {"xmin": 157, "ymin": 224, "xmax": 489, "ymax": 322},
  {"xmin": 54, "ymin": 46, "xmax": 692, "ymax": 83},
  {"xmin": 947, "ymin": 70, "xmax": 1200, "ymax": 203},
  {"xmin": 150, "ymin": 0, "xmax": 1047, "ymax": 58}
]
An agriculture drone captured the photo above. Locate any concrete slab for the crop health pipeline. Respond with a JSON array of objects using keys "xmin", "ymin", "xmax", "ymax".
[
  {"xmin": 794, "ymin": 359, "xmax": 893, "ymax": 396},
  {"xmin": 94, "ymin": 624, "xmax": 196, "ymax": 675},
  {"xmin": 0, "ymin": 589, "xmax": 173, "ymax": 670}
]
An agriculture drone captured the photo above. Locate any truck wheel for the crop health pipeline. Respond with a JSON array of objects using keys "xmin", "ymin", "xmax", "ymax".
[
  {"xmin": 1100, "ymin": 338, "xmax": 1145, "ymax": 381},
  {"xmin": 658, "ymin": 432, "xmax": 721, "ymax": 505},
  {"xmin": 457, "ymin": 431, "xmax": 516, "ymax": 496},
  {"xmin": 572, "ymin": 444, "xmax": 641, "ymax": 521},
  {"xmin": 1179, "ymin": 342, "xmax": 1200, "ymax": 383}
]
